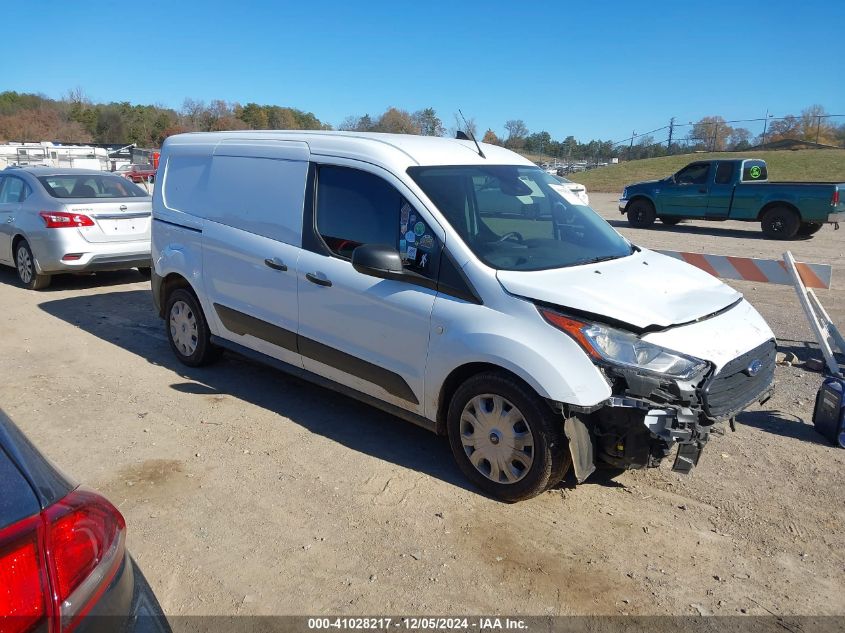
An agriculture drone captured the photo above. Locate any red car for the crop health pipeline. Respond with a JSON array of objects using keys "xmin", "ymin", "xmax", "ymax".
[{"xmin": 123, "ymin": 164, "xmax": 156, "ymax": 183}]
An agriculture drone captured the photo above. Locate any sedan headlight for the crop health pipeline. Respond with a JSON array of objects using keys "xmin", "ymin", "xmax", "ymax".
[{"xmin": 540, "ymin": 309, "xmax": 708, "ymax": 379}]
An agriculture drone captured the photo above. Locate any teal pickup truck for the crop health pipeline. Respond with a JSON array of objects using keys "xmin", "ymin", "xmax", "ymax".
[{"xmin": 619, "ymin": 158, "xmax": 845, "ymax": 239}]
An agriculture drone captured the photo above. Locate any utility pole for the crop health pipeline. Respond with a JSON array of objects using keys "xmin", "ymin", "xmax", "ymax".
[
  {"xmin": 712, "ymin": 123, "xmax": 719, "ymax": 152},
  {"xmin": 816, "ymin": 115, "xmax": 822, "ymax": 144},
  {"xmin": 667, "ymin": 117, "xmax": 674, "ymax": 154},
  {"xmin": 761, "ymin": 108, "xmax": 771, "ymax": 146},
  {"xmin": 628, "ymin": 130, "xmax": 635, "ymax": 160}
]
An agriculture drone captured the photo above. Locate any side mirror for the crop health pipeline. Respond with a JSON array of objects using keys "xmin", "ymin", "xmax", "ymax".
[{"xmin": 351, "ymin": 244, "xmax": 404, "ymax": 279}]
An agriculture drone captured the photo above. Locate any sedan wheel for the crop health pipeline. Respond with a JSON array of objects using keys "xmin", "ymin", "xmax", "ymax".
[{"xmin": 15, "ymin": 241, "xmax": 51, "ymax": 290}]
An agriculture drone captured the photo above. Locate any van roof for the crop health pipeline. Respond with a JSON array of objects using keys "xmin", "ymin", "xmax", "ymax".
[{"xmin": 163, "ymin": 131, "xmax": 536, "ymax": 169}]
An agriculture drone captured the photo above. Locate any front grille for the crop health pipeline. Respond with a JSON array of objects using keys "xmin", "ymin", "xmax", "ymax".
[{"xmin": 702, "ymin": 339, "xmax": 776, "ymax": 419}]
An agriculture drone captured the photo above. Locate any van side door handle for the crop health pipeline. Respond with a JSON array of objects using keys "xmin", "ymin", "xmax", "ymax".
[
  {"xmin": 264, "ymin": 257, "xmax": 287, "ymax": 271},
  {"xmin": 305, "ymin": 272, "xmax": 332, "ymax": 287}
]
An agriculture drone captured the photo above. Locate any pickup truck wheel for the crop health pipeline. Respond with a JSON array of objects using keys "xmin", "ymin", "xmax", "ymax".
[
  {"xmin": 447, "ymin": 371, "xmax": 570, "ymax": 502},
  {"xmin": 626, "ymin": 199, "xmax": 656, "ymax": 228},
  {"xmin": 797, "ymin": 222, "xmax": 823, "ymax": 237},
  {"xmin": 761, "ymin": 206, "xmax": 800, "ymax": 240},
  {"xmin": 659, "ymin": 216, "xmax": 682, "ymax": 226}
]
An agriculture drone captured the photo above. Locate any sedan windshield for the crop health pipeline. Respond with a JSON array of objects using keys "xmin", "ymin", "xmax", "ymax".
[
  {"xmin": 37, "ymin": 174, "xmax": 148, "ymax": 198},
  {"xmin": 408, "ymin": 165, "xmax": 631, "ymax": 271}
]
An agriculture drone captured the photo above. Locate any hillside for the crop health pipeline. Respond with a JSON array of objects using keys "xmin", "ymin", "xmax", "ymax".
[{"xmin": 567, "ymin": 149, "xmax": 845, "ymax": 192}]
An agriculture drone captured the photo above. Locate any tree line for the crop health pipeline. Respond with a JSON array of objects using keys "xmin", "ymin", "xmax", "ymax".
[{"xmin": 0, "ymin": 90, "xmax": 842, "ymax": 163}]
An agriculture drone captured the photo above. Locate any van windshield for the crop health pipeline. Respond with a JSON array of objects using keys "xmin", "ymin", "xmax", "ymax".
[{"xmin": 408, "ymin": 165, "xmax": 632, "ymax": 271}]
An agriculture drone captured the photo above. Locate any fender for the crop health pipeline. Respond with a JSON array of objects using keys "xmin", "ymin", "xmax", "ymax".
[{"xmin": 424, "ymin": 294, "xmax": 611, "ymax": 420}]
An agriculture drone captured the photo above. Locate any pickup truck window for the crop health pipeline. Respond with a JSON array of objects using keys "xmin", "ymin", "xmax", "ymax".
[
  {"xmin": 675, "ymin": 163, "xmax": 711, "ymax": 185},
  {"xmin": 742, "ymin": 160, "xmax": 768, "ymax": 182},
  {"xmin": 715, "ymin": 162, "xmax": 735, "ymax": 185}
]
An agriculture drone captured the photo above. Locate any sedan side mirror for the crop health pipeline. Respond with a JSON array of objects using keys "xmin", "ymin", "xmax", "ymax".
[{"xmin": 351, "ymin": 244, "xmax": 404, "ymax": 279}]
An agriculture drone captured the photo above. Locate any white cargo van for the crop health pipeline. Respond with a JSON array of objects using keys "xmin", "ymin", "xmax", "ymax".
[{"xmin": 151, "ymin": 131, "xmax": 776, "ymax": 501}]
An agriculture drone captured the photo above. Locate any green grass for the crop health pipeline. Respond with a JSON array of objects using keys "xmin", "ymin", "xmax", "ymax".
[{"xmin": 549, "ymin": 149, "xmax": 845, "ymax": 193}]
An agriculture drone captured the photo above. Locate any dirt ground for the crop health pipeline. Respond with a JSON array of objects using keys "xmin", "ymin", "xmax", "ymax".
[{"xmin": 1, "ymin": 192, "xmax": 843, "ymax": 617}]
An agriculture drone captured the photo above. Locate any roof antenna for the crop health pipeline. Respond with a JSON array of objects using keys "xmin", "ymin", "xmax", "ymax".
[{"xmin": 458, "ymin": 109, "xmax": 485, "ymax": 159}]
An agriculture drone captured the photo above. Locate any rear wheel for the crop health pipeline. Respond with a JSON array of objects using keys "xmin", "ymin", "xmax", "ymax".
[
  {"xmin": 626, "ymin": 199, "xmax": 656, "ymax": 228},
  {"xmin": 797, "ymin": 222, "xmax": 823, "ymax": 237},
  {"xmin": 447, "ymin": 371, "xmax": 570, "ymax": 502},
  {"xmin": 165, "ymin": 288, "xmax": 222, "ymax": 367},
  {"xmin": 659, "ymin": 216, "xmax": 682, "ymax": 226},
  {"xmin": 15, "ymin": 240, "xmax": 51, "ymax": 290},
  {"xmin": 761, "ymin": 206, "xmax": 800, "ymax": 240}
]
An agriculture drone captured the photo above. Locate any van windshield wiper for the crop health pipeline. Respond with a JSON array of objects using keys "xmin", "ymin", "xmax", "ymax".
[{"xmin": 577, "ymin": 254, "xmax": 623, "ymax": 266}]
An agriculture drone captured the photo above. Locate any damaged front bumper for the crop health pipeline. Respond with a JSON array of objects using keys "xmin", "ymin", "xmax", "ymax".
[{"xmin": 561, "ymin": 339, "xmax": 777, "ymax": 482}]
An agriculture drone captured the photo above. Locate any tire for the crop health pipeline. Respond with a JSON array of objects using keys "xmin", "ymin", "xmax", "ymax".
[
  {"xmin": 797, "ymin": 222, "xmax": 823, "ymax": 237},
  {"xmin": 15, "ymin": 240, "xmax": 51, "ymax": 290},
  {"xmin": 626, "ymin": 199, "xmax": 656, "ymax": 228},
  {"xmin": 761, "ymin": 206, "xmax": 800, "ymax": 240},
  {"xmin": 659, "ymin": 216, "xmax": 682, "ymax": 226},
  {"xmin": 447, "ymin": 371, "xmax": 570, "ymax": 502},
  {"xmin": 137, "ymin": 267, "xmax": 152, "ymax": 279},
  {"xmin": 165, "ymin": 288, "xmax": 222, "ymax": 367}
]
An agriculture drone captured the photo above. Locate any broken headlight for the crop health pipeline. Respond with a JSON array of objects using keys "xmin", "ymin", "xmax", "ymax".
[{"xmin": 540, "ymin": 309, "xmax": 708, "ymax": 380}]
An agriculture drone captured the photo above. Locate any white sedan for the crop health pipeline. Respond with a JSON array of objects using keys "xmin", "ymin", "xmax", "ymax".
[{"xmin": 554, "ymin": 175, "xmax": 589, "ymax": 206}]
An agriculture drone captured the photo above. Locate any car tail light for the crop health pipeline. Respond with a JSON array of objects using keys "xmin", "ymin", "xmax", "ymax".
[
  {"xmin": 833, "ymin": 189, "xmax": 841, "ymax": 207},
  {"xmin": 0, "ymin": 515, "xmax": 47, "ymax": 633},
  {"xmin": 39, "ymin": 212, "xmax": 95, "ymax": 229},
  {"xmin": 0, "ymin": 488, "xmax": 126, "ymax": 633}
]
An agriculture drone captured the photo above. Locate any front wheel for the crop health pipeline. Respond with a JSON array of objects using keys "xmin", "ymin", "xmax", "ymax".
[
  {"xmin": 797, "ymin": 222, "xmax": 823, "ymax": 237},
  {"xmin": 165, "ymin": 288, "xmax": 222, "ymax": 367},
  {"xmin": 761, "ymin": 206, "xmax": 800, "ymax": 240},
  {"xmin": 626, "ymin": 199, "xmax": 656, "ymax": 228},
  {"xmin": 447, "ymin": 372, "xmax": 570, "ymax": 502},
  {"xmin": 15, "ymin": 241, "xmax": 51, "ymax": 290}
]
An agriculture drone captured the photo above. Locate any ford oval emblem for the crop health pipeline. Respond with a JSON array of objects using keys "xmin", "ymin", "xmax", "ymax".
[{"xmin": 745, "ymin": 359, "xmax": 763, "ymax": 376}]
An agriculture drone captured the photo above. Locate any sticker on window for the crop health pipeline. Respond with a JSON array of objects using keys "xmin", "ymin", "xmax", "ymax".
[
  {"xmin": 407, "ymin": 245, "xmax": 418, "ymax": 261},
  {"xmin": 418, "ymin": 234, "xmax": 434, "ymax": 250},
  {"xmin": 414, "ymin": 221, "xmax": 425, "ymax": 236},
  {"xmin": 405, "ymin": 231, "xmax": 416, "ymax": 244}
]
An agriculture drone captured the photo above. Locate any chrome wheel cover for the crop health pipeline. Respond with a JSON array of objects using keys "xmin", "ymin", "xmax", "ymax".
[
  {"xmin": 169, "ymin": 300, "xmax": 199, "ymax": 357},
  {"xmin": 459, "ymin": 394, "xmax": 534, "ymax": 484}
]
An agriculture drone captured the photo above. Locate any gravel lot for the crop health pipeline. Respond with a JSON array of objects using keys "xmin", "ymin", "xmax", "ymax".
[{"xmin": 1, "ymin": 192, "xmax": 843, "ymax": 617}]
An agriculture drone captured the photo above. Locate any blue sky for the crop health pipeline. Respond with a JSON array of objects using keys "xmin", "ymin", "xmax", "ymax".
[{"xmin": 6, "ymin": 0, "xmax": 843, "ymax": 143}]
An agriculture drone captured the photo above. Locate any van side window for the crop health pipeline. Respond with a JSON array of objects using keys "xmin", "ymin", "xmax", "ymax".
[
  {"xmin": 675, "ymin": 163, "xmax": 710, "ymax": 185},
  {"xmin": 714, "ymin": 162, "xmax": 735, "ymax": 185},
  {"xmin": 315, "ymin": 166, "xmax": 439, "ymax": 276},
  {"xmin": 316, "ymin": 166, "xmax": 401, "ymax": 259}
]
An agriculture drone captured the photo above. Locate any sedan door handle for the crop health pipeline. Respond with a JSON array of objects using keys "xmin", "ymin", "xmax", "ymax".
[
  {"xmin": 264, "ymin": 257, "xmax": 287, "ymax": 271},
  {"xmin": 305, "ymin": 272, "xmax": 332, "ymax": 287}
]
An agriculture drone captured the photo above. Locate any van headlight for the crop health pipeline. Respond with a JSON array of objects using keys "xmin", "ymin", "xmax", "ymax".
[{"xmin": 539, "ymin": 309, "xmax": 708, "ymax": 379}]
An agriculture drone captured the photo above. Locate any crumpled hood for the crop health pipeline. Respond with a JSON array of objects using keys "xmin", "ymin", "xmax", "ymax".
[{"xmin": 496, "ymin": 249, "xmax": 741, "ymax": 330}]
